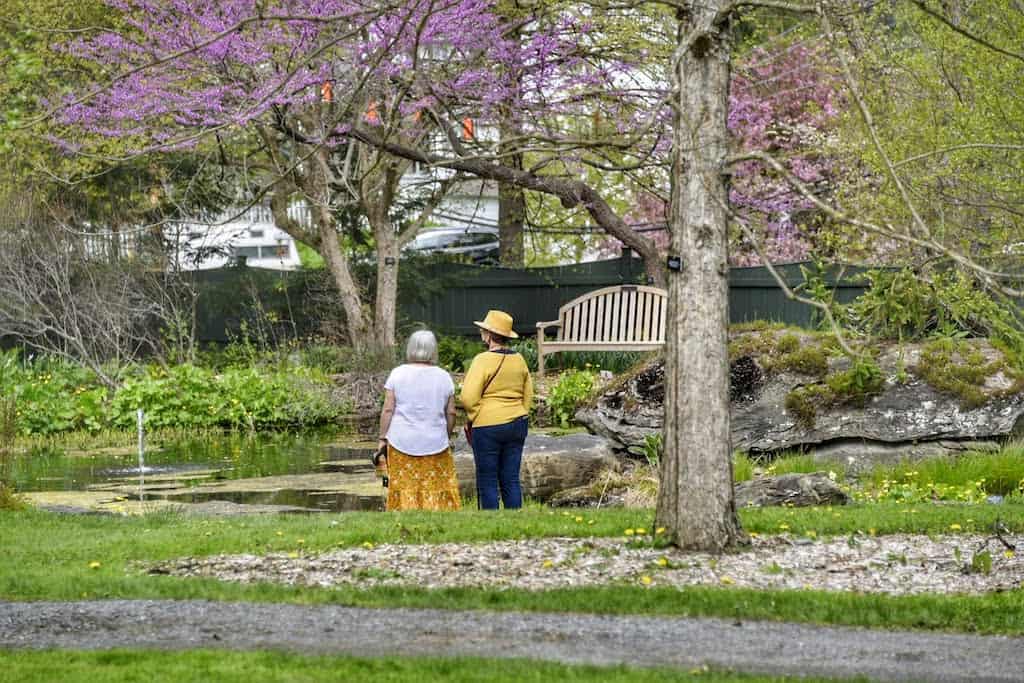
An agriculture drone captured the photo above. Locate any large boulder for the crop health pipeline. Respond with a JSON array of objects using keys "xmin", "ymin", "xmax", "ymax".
[
  {"xmin": 453, "ymin": 432, "xmax": 619, "ymax": 501},
  {"xmin": 576, "ymin": 335, "xmax": 1024, "ymax": 467}
]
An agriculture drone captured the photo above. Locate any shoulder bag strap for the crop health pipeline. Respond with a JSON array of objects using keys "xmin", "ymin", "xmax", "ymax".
[{"xmin": 480, "ymin": 352, "xmax": 507, "ymax": 398}]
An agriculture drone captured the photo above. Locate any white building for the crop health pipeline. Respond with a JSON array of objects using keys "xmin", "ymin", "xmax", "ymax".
[{"xmin": 168, "ymin": 203, "xmax": 307, "ymax": 271}]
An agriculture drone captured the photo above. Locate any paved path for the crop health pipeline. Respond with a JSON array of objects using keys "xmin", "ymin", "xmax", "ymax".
[{"xmin": 2, "ymin": 600, "xmax": 1022, "ymax": 682}]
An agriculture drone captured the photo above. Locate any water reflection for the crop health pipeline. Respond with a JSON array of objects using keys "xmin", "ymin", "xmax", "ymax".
[{"xmin": 13, "ymin": 432, "xmax": 384, "ymax": 512}]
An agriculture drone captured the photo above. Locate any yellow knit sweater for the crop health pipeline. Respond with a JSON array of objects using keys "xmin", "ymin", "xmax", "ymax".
[{"xmin": 461, "ymin": 350, "xmax": 533, "ymax": 427}]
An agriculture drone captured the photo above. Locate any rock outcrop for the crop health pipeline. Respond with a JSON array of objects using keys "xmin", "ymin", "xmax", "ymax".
[
  {"xmin": 576, "ymin": 335, "xmax": 1024, "ymax": 469},
  {"xmin": 453, "ymin": 432, "xmax": 619, "ymax": 501}
]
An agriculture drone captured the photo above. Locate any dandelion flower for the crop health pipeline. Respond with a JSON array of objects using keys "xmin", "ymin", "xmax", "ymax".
[
  {"xmin": 719, "ymin": 576, "xmax": 734, "ymax": 585},
  {"xmin": 656, "ymin": 557, "xmax": 669, "ymax": 567},
  {"xmin": 640, "ymin": 575, "xmax": 653, "ymax": 585},
  {"xmin": 542, "ymin": 560, "xmax": 554, "ymax": 569},
  {"xmin": 655, "ymin": 527, "xmax": 666, "ymax": 535},
  {"xmin": 88, "ymin": 561, "xmax": 101, "ymax": 570},
  {"xmin": 635, "ymin": 528, "xmax": 647, "ymax": 535},
  {"xmin": 624, "ymin": 528, "xmax": 635, "ymax": 536},
  {"xmin": 949, "ymin": 524, "xmax": 962, "ymax": 531}
]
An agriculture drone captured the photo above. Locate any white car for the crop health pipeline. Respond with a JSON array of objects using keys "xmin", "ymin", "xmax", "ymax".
[{"xmin": 405, "ymin": 227, "xmax": 500, "ymax": 263}]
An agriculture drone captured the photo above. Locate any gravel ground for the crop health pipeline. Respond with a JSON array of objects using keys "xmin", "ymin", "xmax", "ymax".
[
  {"xmin": 148, "ymin": 533, "xmax": 1024, "ymax": 595},
  {"xmin": 2, "ymin": 600, "xmax": 1023, "ymax": 682}
]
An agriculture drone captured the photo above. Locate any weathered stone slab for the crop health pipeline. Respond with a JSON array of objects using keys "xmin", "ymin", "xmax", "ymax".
[
  {"xmin": 577, "ymin": 339, "xmax": 1024, "ymax": 462},
  {"xmin": 734, "ymin": 473, "xmax": 849, "ymax": 508},
  {"xmin": 453, "ymin": 432, "xmax": 619, "ymax": 501}
]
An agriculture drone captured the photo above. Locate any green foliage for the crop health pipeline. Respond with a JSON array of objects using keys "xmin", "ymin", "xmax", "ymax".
[
  {"xmin": 916, "ymin": 338, "xmax": 1021, "ymax": 409},
  {"xmin": 825, "ymin": 358, "xmax": 885, "ymax": 401},
  {"xmin": 765, "ymin": 453, "xmax": 843, "ymax": 480},
  {"xmin": 772, "ymin": 345, "xmax": 829, "ymax": 376},
  {"xmin": 110, "ymin": 365, "xmax": 341, "ymax": 431},
  {"xmin": 846, "ymin": 269, "xmax": 1024, "ymax": 360},
  {"xmin": 784, "ymin": 358, "xmax": 884, "ymax": 429},
  {"xmin": 783, "ymin": 385, "xmax": 835, "ymax": 430},
  {"xmin": 732, "ymin": 452, "xmax": 754, "ymax": 483},
  {"xmin": 437, "ymin": 335, "xmax": 486, "ymax": 372},
  {"xmin": 547, "ymin": 369, "xmax": 597, "ymax": 428},
  {"xmin": 862, "ymin": 449, "xmax": 1024, "ymax": 501},
  {"xmin": 0, "ymin": 392, "xmax": 25, "ymax": 509},
  {"xmin": 832, "ymin": 0, "xmax": 1024, "ymax": 265},
  {"xmin": 967, "ymin": 549, "xmax": 994, "ymax": 576},
  {"xmin": 729, "ymin": 327, "xmax": 831, "ymax": 378},
  {"xmin": 0, "ymin": 349, "xmax": 109, "ymax": 435},
  {"xmin": 641, "ymin": 433, "xmax": 662, "ymax": 468}
]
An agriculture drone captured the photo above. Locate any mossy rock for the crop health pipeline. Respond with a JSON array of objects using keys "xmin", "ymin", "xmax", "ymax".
[{"xmin": 914, "ymin": 338, "xmax": 1024, "ymax": 409}]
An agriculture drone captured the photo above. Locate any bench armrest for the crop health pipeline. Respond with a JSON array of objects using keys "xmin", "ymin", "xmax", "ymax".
[{"xmin": 536, "ymin": 320, "xmax": 561, "ymax": 330}]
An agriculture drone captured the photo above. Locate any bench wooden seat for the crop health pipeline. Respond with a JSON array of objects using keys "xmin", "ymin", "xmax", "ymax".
[{"xmin": 535, "ymin": 284, "xmax": 668, "ymax": 377}]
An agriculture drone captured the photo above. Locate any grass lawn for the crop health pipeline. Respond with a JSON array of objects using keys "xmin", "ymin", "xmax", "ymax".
[
  {"xmin": 2, "ymin": 504, "xmax": 1023, "ymax": 635},
  {"xmin": 0, "ymin": 650, "xmax": 864, "ymax": 683}
]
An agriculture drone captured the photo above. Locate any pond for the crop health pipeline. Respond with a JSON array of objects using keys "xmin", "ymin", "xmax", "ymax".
[{"xmin": 11, "ymin": 431, "xmax": 386, "ymax": 513}]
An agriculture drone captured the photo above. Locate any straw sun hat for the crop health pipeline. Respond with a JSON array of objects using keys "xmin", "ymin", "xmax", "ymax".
[{"xmin": 473, "ymin": 310, "xmax": 519, "ymax": 339}]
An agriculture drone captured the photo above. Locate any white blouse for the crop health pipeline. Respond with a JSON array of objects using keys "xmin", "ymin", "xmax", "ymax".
[{"xmin": 384, "ymin": 364, "xmax": 454, "ymax": 455}]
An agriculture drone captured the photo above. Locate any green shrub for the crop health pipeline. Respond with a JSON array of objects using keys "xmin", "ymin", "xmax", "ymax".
[
  {"xmin": 110, "ymin": 364, "xmax": 343, "ymax": 431},
  {"xmin": 437, "ymin": 335, "xmax": 486, "ymax": 372},
  {"xmin": 547, "ymin": 369, "xmax": 597, "ymax": 428},
  {"xmin": 846, "ymin": 268, "xmax": 1024, "ymax": 363},
  {"xmin": 0, "ymin": 350, "xmax": 108, "ymax": 435},
  {"xmin": 642, "ymin": 432, "xmax": 662, "ymax": 468}
]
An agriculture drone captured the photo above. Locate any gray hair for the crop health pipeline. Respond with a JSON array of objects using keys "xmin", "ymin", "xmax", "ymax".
[{"xmin": 406, "ymin": 329, "xmax": 439, "ymax": 364}]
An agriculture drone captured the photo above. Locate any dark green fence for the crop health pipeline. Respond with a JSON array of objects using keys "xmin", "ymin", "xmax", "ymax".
[
  {"xmin": 189, "ymin": 258, "xmax": 874, "ymax": 342},
  {"xmin": 403, "ymin": 258, "xmax": 873, "ymax": 336}
]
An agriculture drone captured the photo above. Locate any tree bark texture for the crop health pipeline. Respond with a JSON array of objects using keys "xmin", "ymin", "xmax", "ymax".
[
  {"xmin": 367, "ymin": 198, "xmax": 400, "ymax": 351},
  {"xmin": 655, "ymin": 2, "xmax": 744, "ymax": 551},
  {"xmin": 498, "ymin": 174, "xmax": 526, "ymax": 267}
]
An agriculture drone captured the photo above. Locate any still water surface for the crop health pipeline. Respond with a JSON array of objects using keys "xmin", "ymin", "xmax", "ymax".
[{"xmin": 11, "ymin": 432, "xmax": 381, "ymax": 511}]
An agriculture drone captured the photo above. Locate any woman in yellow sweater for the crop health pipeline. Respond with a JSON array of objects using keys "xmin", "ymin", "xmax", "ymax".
[{"xmin": 461, "ymin": 310, "xmax": 534, "ymax": 509}]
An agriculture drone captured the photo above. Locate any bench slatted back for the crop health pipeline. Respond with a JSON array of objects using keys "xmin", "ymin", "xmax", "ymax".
[{"xmin": 556, "ymin": 285, "xmax": 667, "ymax": 344}]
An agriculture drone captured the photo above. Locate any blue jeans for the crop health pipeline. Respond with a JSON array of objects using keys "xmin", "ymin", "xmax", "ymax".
[{"xmin": 471, "ymin": 416, "xmax": 528, "ymax": 510}]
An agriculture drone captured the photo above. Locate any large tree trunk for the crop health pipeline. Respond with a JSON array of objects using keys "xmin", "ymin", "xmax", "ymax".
[
  {"xmin": 655, "ymin": 3, "xmax": 744, "ymax": 551},
  {"xmin": 498, "ymin": 175, "xmax": 526, "ymax": 267},
  {"xmin": 370, "ymin": 208, "xmax": 400, "ymax": 351},
  {"xmin": 316, "ymin": 214, "xmax": 373, "ymax": 351}
]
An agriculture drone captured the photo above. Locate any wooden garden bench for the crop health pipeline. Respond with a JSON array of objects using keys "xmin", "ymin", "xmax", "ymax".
[{"xmin": 535, "ymin": 284, "xmax": 668, "ymax": 377}]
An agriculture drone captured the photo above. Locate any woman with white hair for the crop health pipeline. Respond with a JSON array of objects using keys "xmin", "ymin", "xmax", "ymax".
[{"xmin": 377, "ymin": 329, "xmax": 460, "ymax": 510}]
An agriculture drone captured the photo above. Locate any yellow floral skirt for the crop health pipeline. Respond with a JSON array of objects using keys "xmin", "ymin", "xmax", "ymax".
[{"xmin": 385, "ymin": 444, "xmax": 461, "ymax": 511}]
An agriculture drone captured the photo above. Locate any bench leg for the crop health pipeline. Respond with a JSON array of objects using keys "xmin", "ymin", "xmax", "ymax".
[{"xmin": 537, "ymin": 334, "xmax": 545, "ymax": 379}]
